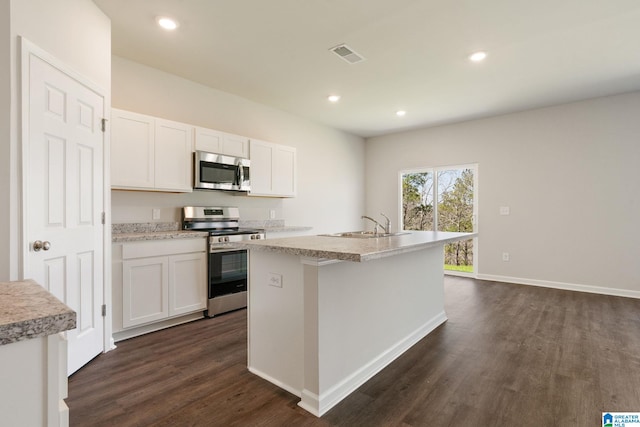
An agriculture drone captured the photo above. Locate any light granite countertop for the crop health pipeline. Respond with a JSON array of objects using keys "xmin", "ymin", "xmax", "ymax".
[
  {"xmin": 237, "ymin": 230, "xmax": 477, "ymax": 262},
  {"xmin": 0, "ymin": 279, "xmax": 76, "ymax": 346},
  {"xmin": 111, "ymin": 221, "xmax": 310, "ymax": 242},
  {"xmin": 112, "ymin": 222, "xmax": 208, "ymax": 242},
  {"xmin": 112, "ymin": 230, "xmax": 208, "ymax": 243},
  {"xmin": 264, "ymin": 225, "xmax": 313, "ymax": 233}
]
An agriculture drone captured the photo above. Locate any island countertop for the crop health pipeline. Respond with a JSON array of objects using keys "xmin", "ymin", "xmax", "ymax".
[
  {"xmin": 238, "ymin": 230, "xmax": 477, "ymax": 262},
  {"xmin": 0, "ymin": 279, "xmax": 76, "ymax": 346}
]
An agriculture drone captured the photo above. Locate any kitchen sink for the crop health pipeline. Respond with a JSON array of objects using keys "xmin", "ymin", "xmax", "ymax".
[{"xmin": 321, "ymin": 231, "xmax": 410, "ymax": 239}]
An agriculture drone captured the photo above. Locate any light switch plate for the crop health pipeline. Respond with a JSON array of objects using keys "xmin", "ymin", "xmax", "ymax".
[
  {"xmin": 499, "ymin": 206, "xmax": 510, "ymax": 216},
  {"xmin": 268, "ymin": 273, "xmax": 283, "ymax": 288},
  {"xmin": 270, "ymin": 209, "xmax": 276, "ymax": 219}
]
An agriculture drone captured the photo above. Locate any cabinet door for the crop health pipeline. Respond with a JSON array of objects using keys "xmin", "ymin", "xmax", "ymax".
[
  {"xmin": 249, "ymin": 139, "xmax": 296, "ymax": 197},
  {"xmin": 111, "ymin": 108, "xmax": 155, "ymax": 189},
  {"xmin": 249, "ymin": 139, "xmax": 274, "ymax": 195},
  {"xmin": 194, "ymin": 126, "xmax": 224, "ymax": 153},
  {"xmin": 273, "ymin": 145, "xmax": 296, "ymax": 196},
  {"xmin": 169, "ymin": 252, "xmax": 207, "ymax": 317},
  {"xmin": 222, "ymin": 133, "xmax": 250, "ymax": 158},
  {"xmin": 122, "ymin": 256, "xmax": 169, "ymax": 328},
  {"xmin": 194, "ymin": 127, "xmax": 249, "ymax": 158},
  {"xmin": 154, "ymin": 118, "xmax": 193, "ymax": 192}
]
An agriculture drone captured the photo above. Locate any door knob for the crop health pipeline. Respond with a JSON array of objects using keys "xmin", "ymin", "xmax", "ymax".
[{"xmin": 33, "ymin": 240, "xmax": 51, "ymax": 251}]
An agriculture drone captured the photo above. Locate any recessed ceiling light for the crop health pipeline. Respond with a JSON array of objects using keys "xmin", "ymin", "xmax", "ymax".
[
  {"xmin": 396, "ymin": 110, "xmax": 406, "ymax": 117},
  {"xmin": 157, "ymin": 16, "xmax": 178, "ymax": 30},
  {"xmin": 469, "ymin": 51, "xmax": 487, "ymax": 62},
  {"xmin": 327, "ymin": 95, "xmax": 341, "ymax": 103}
]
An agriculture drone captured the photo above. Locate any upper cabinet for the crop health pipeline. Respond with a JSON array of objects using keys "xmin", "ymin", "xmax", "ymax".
[
  {"xmin": 111, "ymin": 108, "xmax": 192, "ymax": 192},
  {"xmin": 111, "ymin": 108, "xmax": 296, "ymax": 197},
  {"xmin": 249, "ymin": 139, "xmax": 297, "ymax": 197},
  {"xmin": 194, "ymin": 127, "xmax": 249, "ymax": 158}
]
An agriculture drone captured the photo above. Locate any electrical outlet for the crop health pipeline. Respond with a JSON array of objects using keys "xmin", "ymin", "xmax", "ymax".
[
  {"xmin": 268, "ymin": 273, "xmax": 283, "ymax": 288},
  {"xmin": 270, "ymin": 209, "xmax": 276, "ymax": 219},
  {"xmin": 502, "ymin": 252, "xmax": 510, "ymax": 262},
  {"xmin": 499, "ymin": 206, "xmax": 510, "ymax": 216},
  {"xmin": 152, "ymin": 208, "xmax": 160, "ymax": 220}
]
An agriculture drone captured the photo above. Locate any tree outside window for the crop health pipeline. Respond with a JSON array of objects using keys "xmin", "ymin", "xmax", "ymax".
[{"xmin": 401, "ymin": 167, "xmax": 475, "ymax": 272}]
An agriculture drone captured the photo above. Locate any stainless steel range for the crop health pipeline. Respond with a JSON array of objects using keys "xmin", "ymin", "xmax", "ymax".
[{"xmin": 182, "ymin": 206, "xmax": 264, "ymax": 317}]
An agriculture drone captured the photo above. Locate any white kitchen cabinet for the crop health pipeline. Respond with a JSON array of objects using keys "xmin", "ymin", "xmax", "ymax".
[
  {"xmin": 154, "ymin": 118, "xmax": 193, "ymax": 191},
  {"xmin": 122, "ymin": 256, "xmax": 169, "ymax": 328},
  {"xmin": 111, "ymin": 108, "xmax": 192, "ymax": 192},
  {"xmin": 194, "ymin": 126, "xmax": 249, "ymax": 158},
  {"xmin": 111, "ymin": 109, "xmax": 154, "ymax": 189},
  {"xmin": 118, "ymin": 238, "xmax": 207, "ymax": 331},
  {"xmin": 169, "ymin": 252, "xmax": 208, "ymax": 316},
  {"xmin": 249, "ymin": 139, "xmax": 297, "ymax": 197}
]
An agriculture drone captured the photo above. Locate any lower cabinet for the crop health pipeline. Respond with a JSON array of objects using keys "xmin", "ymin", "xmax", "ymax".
[
  {"xmin": 114, "ymin": 238, "xmax": 207, "ymax": 338},
  {"xmin": 122, "ymin": 255, "xmax": 169, "ymax": 328}
]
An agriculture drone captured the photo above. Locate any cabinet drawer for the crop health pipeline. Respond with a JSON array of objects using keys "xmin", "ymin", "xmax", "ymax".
[{"xmin": 122, "ymin": 238, "xmax": 206, "ymax": 260}]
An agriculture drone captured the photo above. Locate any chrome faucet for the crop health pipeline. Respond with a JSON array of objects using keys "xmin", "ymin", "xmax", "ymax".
[
  {"xmin": 380, "ymin": 213, "xmax": 390, "ymax": 234},
  {"xmin": 361, "ymin": 213, "xmax": 390, "ymax": 234}
]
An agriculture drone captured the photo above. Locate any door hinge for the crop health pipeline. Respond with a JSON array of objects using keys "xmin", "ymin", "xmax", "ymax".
[
  {"xmin": 101, "ymin": 118, "xmax": 107, "ymax": 132},
  {"xmin": 101, "ymin": 212, "xmax": 106, "ymax": 224},
  {"xmin": 101, "ymin": 304, "xmax": 107, "ymax": 317}
]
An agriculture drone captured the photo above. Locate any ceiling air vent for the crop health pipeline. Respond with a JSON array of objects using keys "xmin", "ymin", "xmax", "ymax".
[{"xmin": 330, "ymin": 44, "xmax": 365, "ymax": 64}]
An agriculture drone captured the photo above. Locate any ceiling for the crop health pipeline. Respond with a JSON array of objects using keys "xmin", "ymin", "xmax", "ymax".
[{"xmin": 94, "ymin": 0, "xmax": 640, "ymax": 138}]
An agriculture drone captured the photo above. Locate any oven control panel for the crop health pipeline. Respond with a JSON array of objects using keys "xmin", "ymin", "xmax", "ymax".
[{"xmin": 209, "ymin": 233, "xmax": 265, "ymax": 252}]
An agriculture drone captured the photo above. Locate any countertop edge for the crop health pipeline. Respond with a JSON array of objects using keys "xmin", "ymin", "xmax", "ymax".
[
  {"xmin": 112, "ymin": 230, "xmax": 209, "ymax": 243},
  {"xmin": 239, "ymin": 232, "xmax": 477, "ymax": 262},
  {"xmin": 0, "ymin": 279, "xmax": 77, "ymax": 346},
  {"xmin": 264, "ymin": 226, "xmax": 313, "ymax": 233}
]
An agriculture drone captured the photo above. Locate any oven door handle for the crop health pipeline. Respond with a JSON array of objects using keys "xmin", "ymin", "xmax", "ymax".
[{"xmin": 209, "ymin": 246, "xmax": 242, "ymax": 253}]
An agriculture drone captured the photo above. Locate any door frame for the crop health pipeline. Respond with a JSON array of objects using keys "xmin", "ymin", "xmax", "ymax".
[
  {"xmin": 19, "ymin": 37, "xmax": 114, "ymax": 354},
  {"xmin": 398, "ymin": 163, "xmax": 479, "ymax": 277}
]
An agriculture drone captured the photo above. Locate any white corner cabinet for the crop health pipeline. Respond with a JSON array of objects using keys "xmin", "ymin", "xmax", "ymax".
[
  {"xmin": 111, "ymin": 108, "xmax": 193, "ymax": 192},
  {"xmin": 194, "ymin": 126, "xmax": 249, "ymax": 158},
  {"xmin": 249, "ymin": 139, "xmax": 297, "ymax": 197},
  {"xmin": 112, "ymin": 238, "xmax": 207, "ymax": 341}
]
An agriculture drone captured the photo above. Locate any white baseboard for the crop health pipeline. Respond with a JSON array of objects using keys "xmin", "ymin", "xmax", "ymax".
[
  {"xmin": 302, "ymin": 311, "xmax": 448, "ymax": 417},
  {"xmin": 248, "ymin": 366, "xmax": 302, "ymax": 398},
  {"xmin": 298, "ymin": 390, "xmax": 321, "ymax": 417},
  {"xmin": 112, "ymin": 312, "xmax": 205, "ymax": 342},
  {"xmin": 476, "ymin": 274, "xmax": 640, "ymax": 299}
]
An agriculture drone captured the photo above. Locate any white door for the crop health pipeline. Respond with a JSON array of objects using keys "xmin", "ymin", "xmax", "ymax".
[{"xmin": 23, "ymin": 46, "xmax": 105, "ymax": 375}]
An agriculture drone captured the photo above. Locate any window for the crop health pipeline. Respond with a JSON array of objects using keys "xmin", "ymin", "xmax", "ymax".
[{"xmin": 400, "ymin": 165, "xmax": 477, "ymax": 274}]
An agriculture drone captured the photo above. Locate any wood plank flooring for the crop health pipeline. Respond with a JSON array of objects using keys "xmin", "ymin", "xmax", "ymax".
[{"xmin": 67, "ymin": 277, "xmax": 640, "ymax": 426}]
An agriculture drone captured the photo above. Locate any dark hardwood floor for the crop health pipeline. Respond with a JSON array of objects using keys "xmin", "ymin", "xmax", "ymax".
[{"xmin": 67, "ymin": 277, "xmax": 640, "ymax": 426}]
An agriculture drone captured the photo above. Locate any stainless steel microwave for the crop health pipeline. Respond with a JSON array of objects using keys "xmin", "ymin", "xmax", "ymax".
[{"xmin": 193, "ymin": 150, "xmax": 250, "ymax": 192}]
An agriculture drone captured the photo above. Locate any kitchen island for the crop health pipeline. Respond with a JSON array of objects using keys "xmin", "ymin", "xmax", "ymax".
[
  {"xmin": 0, "ymin": 279, "xmax": 76, "ymax": 426},
  {"xmin": 239, "ymin": 230, "xmax": 476, "ymax": 416}
]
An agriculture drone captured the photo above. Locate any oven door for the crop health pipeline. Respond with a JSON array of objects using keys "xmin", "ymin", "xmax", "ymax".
[{"xmin": 209, "ymin": 249, "xmax": 247, "ymax": 298}]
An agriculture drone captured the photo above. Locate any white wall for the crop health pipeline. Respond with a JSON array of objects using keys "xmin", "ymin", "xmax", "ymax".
[
  {"xmin": 0, "ymin": 0, "xmax": 110, "ymax": 280},
  {"xmin": 0, "ymin": 0, "xmax": 11, "ymax": 281},
  {"xmin": 366, "ymin": 91, "xmax": 640, "ymax": 296},
  {"xmin": 110, "ymin": 56, "xmax": 365, "ymax": 234}
]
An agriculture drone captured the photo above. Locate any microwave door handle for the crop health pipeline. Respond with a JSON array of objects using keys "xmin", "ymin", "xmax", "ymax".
[{"xmin": 237, "ymin": 161, "xmax": 244, "ymax": 187}]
